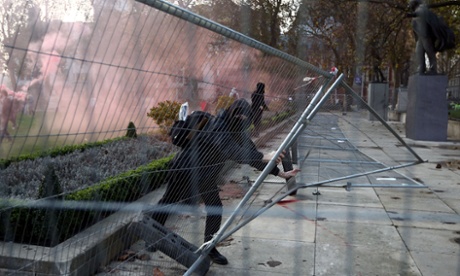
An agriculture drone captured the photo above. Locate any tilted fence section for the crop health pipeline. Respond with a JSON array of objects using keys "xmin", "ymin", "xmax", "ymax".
[{"xmin": 0, "ymin": 0, "xmax": 424, "ymax": 275}]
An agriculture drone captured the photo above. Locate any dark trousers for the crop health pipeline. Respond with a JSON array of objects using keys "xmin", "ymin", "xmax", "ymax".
[
  {"xmin": 150, "ymin": 179, "xmax": 223, "ymax": 243},
  {"xmin": 252, "ymin": 110, "xmax": 262, "ymax": 135}
]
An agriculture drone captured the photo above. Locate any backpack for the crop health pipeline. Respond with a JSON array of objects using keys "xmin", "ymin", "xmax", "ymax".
[{"xmin": 169, "ymin": 111, "xmax": 213, "ymax": 148}]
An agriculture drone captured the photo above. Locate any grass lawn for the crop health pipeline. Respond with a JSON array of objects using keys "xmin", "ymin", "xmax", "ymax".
[{"xmin": 0, "ymin": 112, "xmax": 71, "ymax": 159}]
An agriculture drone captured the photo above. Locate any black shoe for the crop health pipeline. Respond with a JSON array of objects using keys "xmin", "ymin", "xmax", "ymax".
[{"xmin": 208, "ymin": 248, "xmax": 228, "ymax": 265}]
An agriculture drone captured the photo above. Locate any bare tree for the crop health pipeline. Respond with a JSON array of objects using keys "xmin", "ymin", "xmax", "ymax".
[{"xmin": 0, "ymin": 1, "xmax": 36, "ymax": 88}]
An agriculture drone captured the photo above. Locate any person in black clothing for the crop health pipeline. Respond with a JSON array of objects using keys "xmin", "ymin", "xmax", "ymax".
[
  {"xmin": 149, "ymin": 98, "xmax": 299, "ymax": 265},
  {"xmin": 251, "ymin": 82, "xmax": 268, "ymax": 137}
]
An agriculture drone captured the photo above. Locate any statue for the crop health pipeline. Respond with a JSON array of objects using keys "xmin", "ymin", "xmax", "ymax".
[{"xmin": 407, "ymin": 0, "xmax": 456, "ymax": 75}]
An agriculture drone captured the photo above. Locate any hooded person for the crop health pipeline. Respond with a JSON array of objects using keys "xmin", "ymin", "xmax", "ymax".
[
  {"xmin": 148, "ymin": 98, "xmax": 299, "ymax": 265},
  {"xmin": 229, "ymin": 87, "xmax": 239, "ymax": 99},
  {"xmin": 251, "ymin": 82, "xmax": 268, "ymax": 137}
]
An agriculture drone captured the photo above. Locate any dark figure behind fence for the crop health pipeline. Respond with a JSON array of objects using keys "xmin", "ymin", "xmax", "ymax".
[
  {"xmin": 251, "ymin": 82, "xmax": 268, "ymax": 137},
  {"xmin": 148, "ymin": 98, "xmax": 299, "ymax": 265}
]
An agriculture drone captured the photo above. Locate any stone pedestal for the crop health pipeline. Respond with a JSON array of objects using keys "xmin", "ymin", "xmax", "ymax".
[
  {"xmin": 395, "ymin": 87, "xmax": 408, "ymax": 112},
  {"xmin": 368, "ymin": 82, "xmax": 389, "ymax": 121},
  {"xmin": 405, "ymin": 74, "xmax": 448, "ymax": 141}
]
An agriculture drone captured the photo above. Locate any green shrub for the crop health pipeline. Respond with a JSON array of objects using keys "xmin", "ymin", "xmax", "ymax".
[
  {"xmin": 38, "ymin": 164, "xmax": 63, "ymax": 199},
  {"xmin": 215, "ymin": 95, "xmax": 235, "ymax": 114},
  {"xmin": 449, "ymin": 109, "xmax": 460, "ymax": 120},
  {"xmin": 0, "ymin": 136, "xmax": 129, "ymax": 169},
  {"xmin": 147, "ymin": 100, "xmax": 182, "ymax": 135},
  {"xmin": 3, "ymin": 164, "xmax": 66, "ymax": 246},
  {"xmin": 1, "ymin": 154, "xmax": 174, "ymax": 246},
  {"xmin": 33, "ymin": 164, "xmax": 63, "ymax": 246},
  {"xmin": 59, "ymin": 155, "xmax": 172, "ymax": 243},
  {"xmin": 260, "ymin": 110, "xmax": 295, "ymax": 130}
]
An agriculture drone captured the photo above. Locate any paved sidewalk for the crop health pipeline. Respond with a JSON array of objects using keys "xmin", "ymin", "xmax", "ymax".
[
  {"xmin": 103, "ymin": 110, "xmax": 460, "ymax": 276},
  {"xmin": 206, "ymin": 111, "xmax": 460, "ymax": 276}
]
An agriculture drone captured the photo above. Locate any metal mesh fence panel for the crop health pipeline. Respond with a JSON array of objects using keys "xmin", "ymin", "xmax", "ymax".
[{"xmin": 0, "ymin": 1, "xmax": 426, "ymax": 275}]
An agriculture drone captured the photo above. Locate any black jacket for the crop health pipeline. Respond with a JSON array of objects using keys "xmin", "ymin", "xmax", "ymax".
[
  {"xmin": 166, "ymin": 99, "xmax": 280, "ymax": 194},
  {"xmin": 251, "ymin": 91, "xmax": 267, "ymax": 114}
]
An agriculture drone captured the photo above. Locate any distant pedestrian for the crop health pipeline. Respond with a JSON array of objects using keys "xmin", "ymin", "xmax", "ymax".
[
  {"xmin": 251, "ymin": 82, "xmax": 268, "ymax": 137},
  {"xmin": 229, "ymin": 87, "xmax": 239, "ymax": 99}
]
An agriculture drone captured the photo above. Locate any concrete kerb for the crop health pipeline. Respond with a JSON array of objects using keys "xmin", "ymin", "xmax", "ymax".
[
  {"xmin": 405, "ymin": 138, "xmax": 460, "ymax": 150},
  {"xmin": 0, "ymin": 191, "xmax": 166, "ymax": 276},
  {"xmin": 0, "ymin": 117, "xmax": 294, "ymax": 275}
]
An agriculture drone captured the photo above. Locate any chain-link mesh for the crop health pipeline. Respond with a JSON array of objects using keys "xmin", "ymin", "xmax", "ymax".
[{"xmin": 0, "ymin": 1, "xmax": 425, "ymax": 275}]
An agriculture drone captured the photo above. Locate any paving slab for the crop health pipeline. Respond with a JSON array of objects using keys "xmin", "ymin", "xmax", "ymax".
[
  {"xmin": 230, "ymin": 205, "xmax": 316, "ymax": 243},
  {"xmin": 397, "ymin": 227, "xmax": 460, "ymax": 255},
  {"xmin": 315, "ymin": 243, "xmax": 421, "ymax": 276},
  {"xmin": 387, "ymin": 209, "xmax": 460, "ymax": 231},
  {"xmin": 410, "ymin": 251, "xmax": 460, "ymax": 276},
  {"xmin": 314, "ymin": 187, "xmax": 383, "ymax": 208},
  {"xmin": 317, "ymin": 205, "xmax": 392, "ymax": 225},
  {"xmin": 207, "ymin": 237, "xmax": 315, "ymax": 276},
  {"xmin": 442, "ymin": 198, "xmax": 460, "ymax": 214},
  {"xmin": 376, "ymin": 190, "xmax": 455, "ymax": 213},
  {"xmin": 316, "ymin": 221, "xmax": 405, "ymax": 249},
  {"xmin": 96, "ymin": 111, "xmax": 460, "ymax": 276}
]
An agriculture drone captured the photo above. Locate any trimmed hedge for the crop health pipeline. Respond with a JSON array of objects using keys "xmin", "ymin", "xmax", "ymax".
[
  {"xmin": 261, "ymin": 110, "xmax": 296, "ymax": 130},
  {"xmin": 0, "ymin": 136, "xmax": 130, "ymax": 169},
  {"xmin": 0, "ymin": 154, "xmax": 173, "ymax": 246},
  {"xmin": 0, "ymin": 109, "xmax": 294, "ymax": 246}
]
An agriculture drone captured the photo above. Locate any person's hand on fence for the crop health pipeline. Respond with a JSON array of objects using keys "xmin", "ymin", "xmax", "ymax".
[
  {"xmin": 277, "ymin": 169, "xmax": 301, "ymax": 179},
  {"xmin": 264, "ymin": 150, "xmax": 285, "ymax": 164}
]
